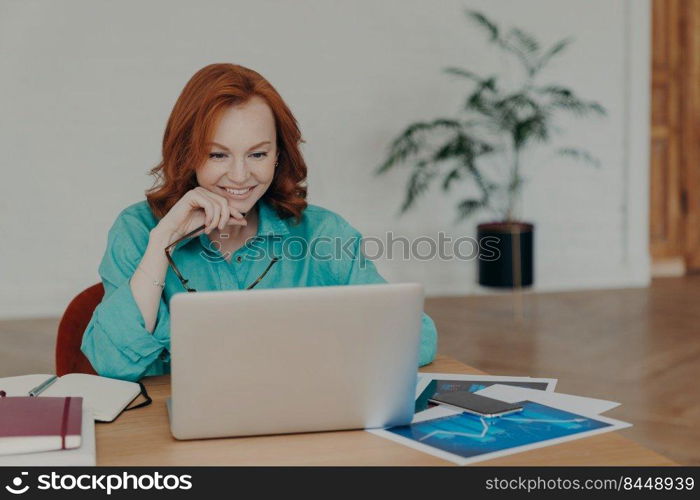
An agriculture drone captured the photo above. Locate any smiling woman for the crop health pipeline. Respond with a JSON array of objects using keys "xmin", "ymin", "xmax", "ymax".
[{"xmin": 79, "ymin": 63, "xmax": 438, "ymax": 382}]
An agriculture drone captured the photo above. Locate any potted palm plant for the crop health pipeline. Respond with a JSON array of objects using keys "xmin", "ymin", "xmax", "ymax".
[{"xmin": 376, "ymin": 10, "xmax": 605, "ymax": 287}]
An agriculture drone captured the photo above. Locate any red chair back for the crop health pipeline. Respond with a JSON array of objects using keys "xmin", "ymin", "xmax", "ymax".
[{"xmin": 55, "ymin": 283, "xmax": 104, "ymax": 376}]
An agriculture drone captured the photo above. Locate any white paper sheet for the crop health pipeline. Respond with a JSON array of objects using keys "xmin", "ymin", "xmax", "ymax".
[
  {"xmin": 475, "ymin": 384, "xmax": 621, "ymax": 415},
  {"xmin": 412, "ymin": 405, "xmax": 462, "ymax": 423},
  {"xmin": 415, "ymin": 374, "xmax": 431, "ymax": 400},
  {"xmin": 0, "ymin": 374, "xmax": 55, "ymax": 396}
]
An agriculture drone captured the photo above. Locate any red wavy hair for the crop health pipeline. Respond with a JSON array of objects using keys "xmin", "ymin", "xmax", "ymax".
[{"xmin": 145, "ymin": 63, "xmax": 307, "ymax": 222}]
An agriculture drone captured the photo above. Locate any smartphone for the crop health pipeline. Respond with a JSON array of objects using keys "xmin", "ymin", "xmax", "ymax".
[{"xmin": 428, "ymin": 391, "xmax": 523, "ymax": 418}]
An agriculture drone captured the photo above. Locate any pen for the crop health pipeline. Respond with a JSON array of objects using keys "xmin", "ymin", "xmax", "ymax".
[{"xmin": 28, "ymin": 375, "xmax": 58, "ymax": 397}]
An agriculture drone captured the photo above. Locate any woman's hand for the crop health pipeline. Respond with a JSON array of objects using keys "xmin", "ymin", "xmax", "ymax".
[{"xmin": 153, "ymin": 187, "xmax": 247, "ymax": 244}]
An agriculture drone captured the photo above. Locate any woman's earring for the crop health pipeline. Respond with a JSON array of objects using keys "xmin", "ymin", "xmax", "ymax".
[{"xmin": 274, "ymin": 160, "xmax": 278, "ymax": 167}]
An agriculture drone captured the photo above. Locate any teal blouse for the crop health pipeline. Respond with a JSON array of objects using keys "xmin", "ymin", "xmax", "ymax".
[{"xmin": 80, "ymin": 198, "xmax": 438, "ymax": 382}]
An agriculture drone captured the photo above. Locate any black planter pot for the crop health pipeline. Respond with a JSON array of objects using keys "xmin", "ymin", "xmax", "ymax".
[{"xmin": 477, "ymin": 222, "xmax": 534, "ymax": 288}]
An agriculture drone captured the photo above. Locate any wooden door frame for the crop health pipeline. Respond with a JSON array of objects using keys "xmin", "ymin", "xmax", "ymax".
[
  {"xmin": 680, "ymin": 1, "xmax": 700, "ymax": 270},
  {"xmin": 650, "ymin": 0, "xmax": 700, "ymax": 273}
]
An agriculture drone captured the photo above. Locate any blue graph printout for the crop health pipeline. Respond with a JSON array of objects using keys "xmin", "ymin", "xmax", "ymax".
[{"xmin": 389, "ymin": 401, "xmax": 613, "ymax": 460}]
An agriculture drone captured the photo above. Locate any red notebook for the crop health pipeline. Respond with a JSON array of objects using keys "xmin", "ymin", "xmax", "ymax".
[{"xmin": 0, "ymin": 396, "xmax": 82, "ymax": 456}]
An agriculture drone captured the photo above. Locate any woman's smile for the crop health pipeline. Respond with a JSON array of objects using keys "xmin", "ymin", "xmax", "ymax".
[{"xmin": 218, "ymin": 185, "xmax": 257, "ymax": 199}]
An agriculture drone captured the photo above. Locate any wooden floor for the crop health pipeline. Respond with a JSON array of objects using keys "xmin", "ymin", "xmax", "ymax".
[
  {"xmin": 1, "ymin": 276, "xmax": 698, "ymax": 465},
  {"xmin": 424, "ymin": 276, "xmax": 700, "ymax": 466}
]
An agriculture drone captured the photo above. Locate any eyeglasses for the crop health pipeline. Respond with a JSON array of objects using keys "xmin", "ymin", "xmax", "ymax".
[{"xmin": 164, "ymin": 223, "xmax": 279, "ymax": 293}]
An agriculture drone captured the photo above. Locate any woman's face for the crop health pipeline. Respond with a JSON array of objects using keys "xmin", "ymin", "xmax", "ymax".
[{"xmin": 196, "ymin": 96, "xmax": 278, "ymax": 215}]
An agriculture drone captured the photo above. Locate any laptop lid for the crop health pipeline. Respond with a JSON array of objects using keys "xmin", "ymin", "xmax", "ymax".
[{"xmin": 168, "ymin": 282, "xmax": 423, "ymax": 439}]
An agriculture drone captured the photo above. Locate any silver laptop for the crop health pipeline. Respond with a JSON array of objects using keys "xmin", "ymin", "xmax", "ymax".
[{"xmin": 167, "ymin": 282, "xmax": 423, "ymax": 440}]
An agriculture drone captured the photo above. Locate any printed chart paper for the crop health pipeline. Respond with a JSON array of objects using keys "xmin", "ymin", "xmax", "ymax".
[{"xmin": 369, "ymin": 401, "xmax": 631, "ymax": 465}]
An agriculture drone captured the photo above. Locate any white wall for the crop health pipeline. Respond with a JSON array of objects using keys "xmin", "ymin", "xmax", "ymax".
[{"xmin": 0, "ymin": 0, "xmax": 650, "ymax": 318}]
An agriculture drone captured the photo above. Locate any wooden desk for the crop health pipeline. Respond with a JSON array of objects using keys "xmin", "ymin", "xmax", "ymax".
[{"xmin": 96, "ymin": 355, "xmax": 676, "ymax": 465}]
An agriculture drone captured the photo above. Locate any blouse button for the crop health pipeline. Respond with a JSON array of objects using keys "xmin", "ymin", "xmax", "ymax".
[{"xmin": 236, "ymin": 255, "xmax": 243, "ymax": 263}]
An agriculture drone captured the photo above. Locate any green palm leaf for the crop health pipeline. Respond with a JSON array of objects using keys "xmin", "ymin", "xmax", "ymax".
[
  {"xmin": 534, "ymin": 37, "xmax": 572, "ymax": 73},
  {"xmin": 376, "ymin": 119, "xmax": 462, "ymax": 174},
  {"xmin": 456, "ymin": 199, "xmax": 487, "ymax": 220},
  {"xmin": 535, "ymin": 85, "xmax": 606, "ymax": 117},
  {"xmin": 466, "ymin": 10, "xmax": 499, "ymax": 41},
  {"xmin": 557, "ymin": 147, "xmax": 601, "ymax": 167},
  {"xmin": 444, "ymin": 67, "xmax": 488, "ymax": 85},
  {"xmin": 401, "ymin": 162, "xmax": 435, "ymax": 212}
]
